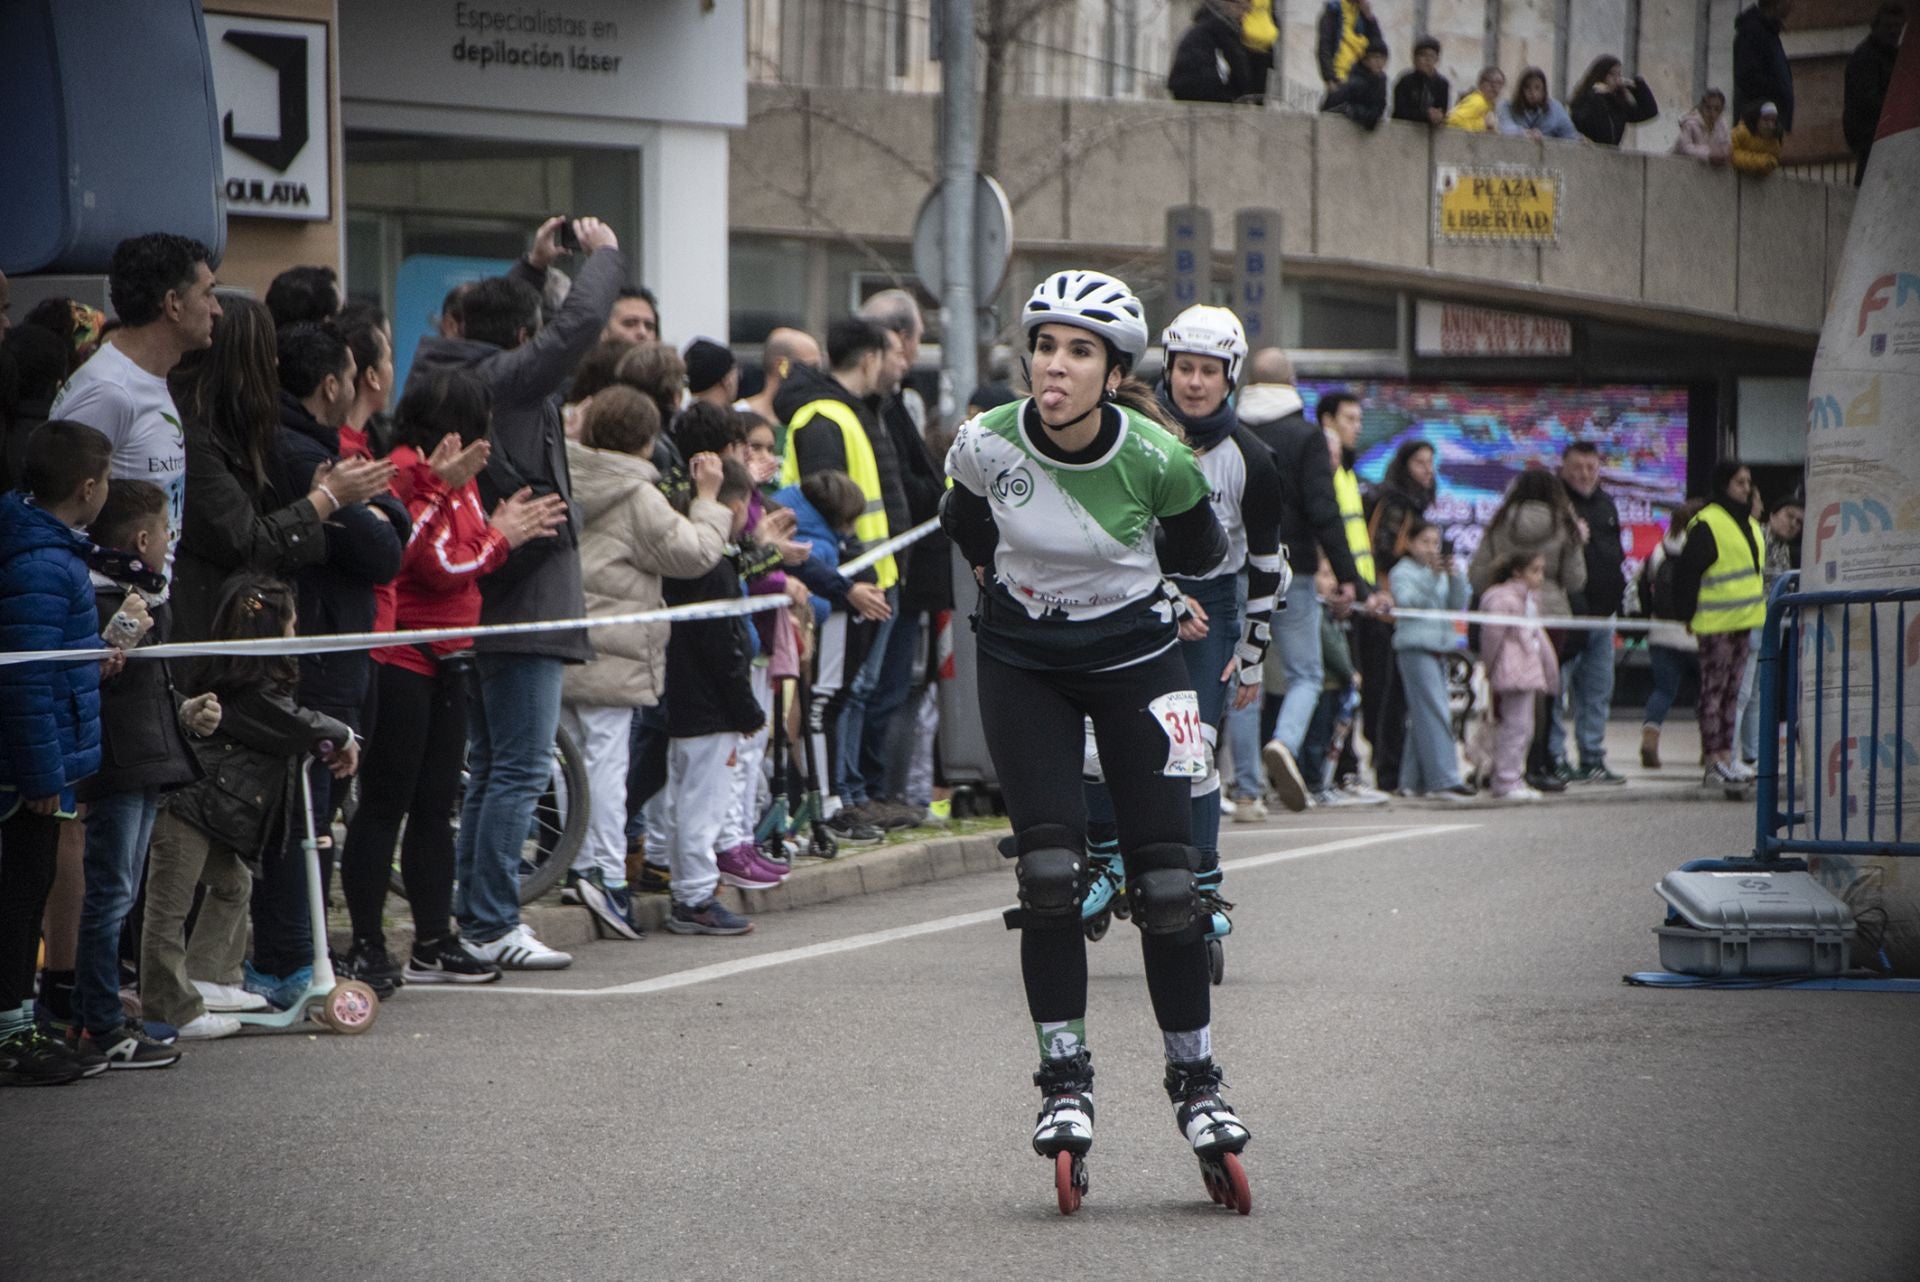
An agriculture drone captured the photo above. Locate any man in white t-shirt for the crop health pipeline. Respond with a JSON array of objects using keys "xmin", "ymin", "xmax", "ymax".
[{"xmin": 49, "ymin": 234, "xmax": 221, "ymax": 577}]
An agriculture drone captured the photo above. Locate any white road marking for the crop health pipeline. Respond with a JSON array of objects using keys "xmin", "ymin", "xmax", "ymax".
[{"xmin": 438, "ymin": 824, "xmax": 1476, "ymax": 998}]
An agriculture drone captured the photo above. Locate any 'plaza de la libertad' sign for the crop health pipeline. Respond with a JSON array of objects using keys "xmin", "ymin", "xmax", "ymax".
[{"xmin": 1434, "ymin": 167, "xmax": 1561, "ymax": 246}]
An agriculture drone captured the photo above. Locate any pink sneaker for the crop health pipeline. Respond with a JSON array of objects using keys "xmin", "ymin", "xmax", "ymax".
[
  {"xmin": 745, "ymin": 848, "xmax": 791, "ymax": 883},
  {"xmin": 716, "ymin": 843, "xmax": 780, "ymax": 890}
]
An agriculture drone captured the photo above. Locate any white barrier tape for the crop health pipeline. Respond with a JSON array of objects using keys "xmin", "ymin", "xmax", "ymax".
[
  {"xmin": 1388, "ymin": 606, "xmax": 1656, "ymax": 632},
  {"xmin": 838, "ymin": 516, "xmax": 939, "ymax": 577},
  {"xmin": 0, "ymin": 515, "xmax": 946, "ymax": 668}
]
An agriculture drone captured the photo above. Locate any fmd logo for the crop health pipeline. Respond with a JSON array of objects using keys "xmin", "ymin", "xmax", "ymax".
[
  {"xmin": 206, "ymin": 15, "xmax": 331, "ymax": 223},
  {"xmin": 1813, "ymin": 498, "xmax": 1893, "ymax": 563},
  {"xmin": 1856, "ymin": 272, "xmax": 1920, "ymax": 341},
  {"xmin": 1806, "ymin": 377, "xmax": 1881, "ymax": 431}
]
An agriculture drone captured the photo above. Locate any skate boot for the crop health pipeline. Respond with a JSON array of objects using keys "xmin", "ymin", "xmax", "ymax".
[
  {"xmin": 1165, "ymin": 1057, "xmax": 1252, "ymax": 1214},
  {"xmin": 1080, "ymin": 836, "xmax": 1123, "ymax": 942},
  {"xmin": 1196, "ymin": 866, "xmax": 1233, "ymax": 985},
  {"xmin": 1032, "ymin": 1049, "xmax": 1094, "ymax": 1214}
]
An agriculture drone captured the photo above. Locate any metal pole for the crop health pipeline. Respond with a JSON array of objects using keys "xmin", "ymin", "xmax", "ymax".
[{"xmin": 940, "ymin": 0, "xmax": 978, "ymax": 426}]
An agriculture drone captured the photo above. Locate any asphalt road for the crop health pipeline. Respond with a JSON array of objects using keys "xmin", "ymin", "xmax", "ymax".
[{"xmin": 5, "ymin": 797, "xmax": 1917, "ymax": 1282}]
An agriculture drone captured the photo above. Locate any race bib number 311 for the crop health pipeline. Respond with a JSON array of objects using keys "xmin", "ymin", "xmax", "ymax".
[{"xmin": 1148, "ymin": 690, "xmax": 1207, "ymax": 778}]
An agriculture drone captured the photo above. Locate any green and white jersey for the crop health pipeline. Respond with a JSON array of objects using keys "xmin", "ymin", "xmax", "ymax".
[{"xmin": 947, "ymin": 399, "xmax": 1213, "ymax": 670}]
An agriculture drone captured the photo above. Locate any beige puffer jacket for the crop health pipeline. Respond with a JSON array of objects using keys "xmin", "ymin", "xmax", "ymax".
[
  {"xmin": 1467, "ymin": 499, "xmax": 1588, "ymax": 619},
  {"xmin": 560, "ymin": 441, "xmax": 732, "ymax": 709}
]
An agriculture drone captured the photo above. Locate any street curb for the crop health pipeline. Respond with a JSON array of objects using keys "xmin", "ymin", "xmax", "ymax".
[{"xmin": 519, "ymin": 828, "xmax": 1010, "ymax": 949}]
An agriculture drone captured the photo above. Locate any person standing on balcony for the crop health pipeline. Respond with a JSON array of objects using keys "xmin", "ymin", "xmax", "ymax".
[
  {"xmin": 1169, "ymin": 1, "xmax": 1260, "ymax": 104},
  {"xmin": 1322, "ymin": 41, "xmax": 1391, "ymax": 129},
  {"xmin": 1392, "ymin": 37, "xmax": 1451, "ymax": 126},
  {"xmin": 1845, "ymin": 4, "xmax": 1906, "ymax": 185},
  {"xmin": 1446, "ymin": 66, "xmax": 1507, "ymax": 131},
  {"xmin": 1317, "ymin": 0, "xmax": 1383, "ymax": 94},
  {"xmin": 1733, "ymin": 0, "xmax": 1794, "ymax": 135},
  {"xmin": 1498, "ymin": 67, "xmax": 1580, "ymax": 140},
  {"xmin": 1569, "ymin": 56, "xmax": 1660, "ymax": 146},
  {"xmin": 1672, "ymin": 88, "xmax": 1734, "ymax": 163}
]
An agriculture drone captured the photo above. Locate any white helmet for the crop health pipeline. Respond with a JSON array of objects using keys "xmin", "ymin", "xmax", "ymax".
[
  {"xmin": 1161, "ymin": 305, "xmax": 1248, "ymax": 388},
  {"xmin": 1022, "ymin": 270, "xmax": 1150, "ymax": 369}
]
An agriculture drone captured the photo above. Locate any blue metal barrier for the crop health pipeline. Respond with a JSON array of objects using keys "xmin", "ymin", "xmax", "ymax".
[{"xmin": 1753, "ymin": 571, "xmax": 1920, "ymax": 862}]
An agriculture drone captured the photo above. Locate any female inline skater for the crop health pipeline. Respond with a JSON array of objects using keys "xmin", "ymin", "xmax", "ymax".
[{"xmin": 941, "ymin": 271, "xmax": 1253, "ymax": 1215}]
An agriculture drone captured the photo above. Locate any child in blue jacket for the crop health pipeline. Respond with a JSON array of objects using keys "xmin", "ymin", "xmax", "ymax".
[
  {"xmin": 0, "ymin": 421, "xmax": 112, "ymax": 1086},
  {"xmin": 1387, "ymin": 518, "xmax": 1474, "ymax": 799}
]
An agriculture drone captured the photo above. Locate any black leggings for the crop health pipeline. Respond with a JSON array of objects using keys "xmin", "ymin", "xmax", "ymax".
[
  {"xmin": 0, "ymin": 807, "xmax": 63, "ymax": 1010},
  {"xmin": 977, "ymin": 647, "xmax": 1210, "ymax": 1037},
  {"xmin": 340, "ymin": 662, "xmax": 467, "ymax": 946}
]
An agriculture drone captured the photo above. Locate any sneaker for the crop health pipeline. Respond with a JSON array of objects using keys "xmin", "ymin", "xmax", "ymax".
[
  {"xmin": 559, "ymin": 868, "xmax": 587, "ymax": 905},
  {"xmin": 1336, "ymin": 779, "xmax": 1393, "ymax": 806},
  {"xmin": 927, "ymin": 797, "xmax": 952, "ymax": 822},
  {"xmin": 1231, "ymin": 796, "xmax": 1267, "ymax": 824},
  {"xmin": 342, "ymin": 939, "xmax": 404, "ymax": 997},
  {"xmin": 743, "ymin": 848, "xmax": 792, "ymax": 884},
  {"xmin": 79, "ymin": 1021, "xmax": 182, "ymax": 1070},
  {"xmin": 1524, "ymin": 770, "xmax": 1568, "ymax": 794},
  {"xmin": 176, "ymin": 1012, "xmax": 242, "ymax": 1040},
  {"xmin": 665, "ymin": 898, "xmax": 755, "ymax": 936},
  {"xmin": 1570, "ymin": 762, "xmax": 1628, "ymax": 786},
  {"xmin": 403, "ymin": 935, "xmax": 502, "ymax": 985},
  {"xmin": 243, "ymin": 962, "xmax": 315, "ymax": 1011},
  {"xmin": 854, "ymin": 801, "xmax": 918, "ymax": 832},
  {"xmin": 1705, "ymin": 761, "xmax": 1750, "ymax": 789},
  {"xmin": 465, "ymin": 924, "xmax": 572, "ymax": 970},
  {"xmin": 1261, "ymin": 741, "xmax": 1310, "ymax": 813},
  {"xmin": 0, "ymin": 1026, "xmax": 88, "ymax": 1086},
  {"xmin": 716, "ymin": 843, "xmax": 781, "ymax": 890},
  {"xmin": 875, "ymin": 798, "xmax": 929, "ymax": 829},
  {"xmin": 191, "ymin": 979, "xmax": 270, "ymax": 1013},
  {"xmin": 579, "ymin": 874, "xmax": 646, "ymax": 940},
  {"xmin": 1431, "ymin": 783, "xmax": 1478, "ymax": 802},
  {"xmin": 636, "ymin": 861, "xmax": 672, "ymax": 896},
  {"xmin": 143, "ymin": 1021, "xmax": 179, "ymax": 1045},
  {"xmin": 1491, "ymin": 785, "xmax": 1544, "ymax": 802},
  {"xmin": 824, "ymin": 811, "xmax": 885, "ymax": 844},
  {"xmin": 1728, "ymin": 759, "xmax": 1757, "ymax": 782},
  {"xmin": 1549, "ymin": 760, "xmax": 1576, "ymax": 784}
]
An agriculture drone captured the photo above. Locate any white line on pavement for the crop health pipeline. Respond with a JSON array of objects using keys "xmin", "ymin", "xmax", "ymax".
[{"xmin": 445, "ymin": 824, "xmax": 1476, "ymax": 998}]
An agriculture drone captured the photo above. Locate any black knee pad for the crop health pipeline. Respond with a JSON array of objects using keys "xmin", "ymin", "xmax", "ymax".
[
  {"xmin": 1127, "ymin": 842, "xmax": 1202, "ymax": 938},
  {"xmin": 1003, "ymin": 824, "xmax": 1084, "ymax": 930}
]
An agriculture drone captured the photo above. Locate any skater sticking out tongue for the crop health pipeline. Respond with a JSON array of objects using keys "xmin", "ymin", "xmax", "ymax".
[{"xmin": 940, "ymin": 271, "xmax": 1253, "ymax": 1216}]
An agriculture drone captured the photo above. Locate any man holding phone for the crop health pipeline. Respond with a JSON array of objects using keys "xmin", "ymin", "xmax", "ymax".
[
  {"xmin": 402, "ymin": 215, "xmax": 626, "ymax": 971},
  {"xmin": 1554, "ymin": 441, "xmax": 1627, "ymax": 785}
]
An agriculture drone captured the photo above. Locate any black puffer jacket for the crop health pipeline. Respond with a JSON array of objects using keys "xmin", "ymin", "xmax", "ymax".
[
  {"xmin": 1236, "ymin": 382, "xmax": 1364, "ymax": 593},
  {"xmin": 165, "ymin": 685, "xmax": 351, "ymax": 866},
  {"xmin": 1565, "ymin": 483, "xmax": 1625, "ymax": 616},
  {"xmin": 76, "ymin": 589, "xmax": 199, "ymax": 803},
  {"xmin": 274, "ymin": 392, "xmax": 407, "ymax": 718},
  {"xmin": 1169, "ymin": 8, "xmax": 1259, "ymax": 103},
  {"xmin": 402, "ymin": 248, "xmax": 625, "ymax": 661},
  {"xmin": 1570, "ymin": 77, "xmax": 1659, "ymax": 146}
]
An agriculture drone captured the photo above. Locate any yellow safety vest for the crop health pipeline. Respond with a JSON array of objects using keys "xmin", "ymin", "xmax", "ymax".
[
  {"xmin": 1241, "ymin": 0, "xmax": 1277, "ymax": 54},
  {"xmin": 777, "ymin": 398, "xmax": 898, "ymax": 589},
  {"xmin": 1687, "ymin": 505, "xmax": 1765, "ymax": 635},
  {"xmin": 1332, "ymin": 464, "xmax": 1376, "ymax": 587}
]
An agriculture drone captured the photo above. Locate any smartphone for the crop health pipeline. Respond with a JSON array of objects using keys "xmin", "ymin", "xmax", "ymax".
[
  {"xmin": 1441, "ymin": 536, "xmax": 1456, "ymax": 558},
  {"xmin": 551, "ymin": 215, "xmax": 579, "ymax": 253}
]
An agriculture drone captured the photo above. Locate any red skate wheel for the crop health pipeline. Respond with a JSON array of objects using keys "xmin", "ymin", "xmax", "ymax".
[
  {"xmin": 1054, "ymin": 1151, "xmax": 1081, "ymax": 1215},
  {"xmin": 1221, "ymin": 1152, "xmax": 1251, "ymax": 1215}
]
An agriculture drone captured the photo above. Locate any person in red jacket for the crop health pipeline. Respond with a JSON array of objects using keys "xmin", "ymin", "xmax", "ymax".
[{"xmin": 337, "ymin": 368, "xmax": 566, "ymax": 988}]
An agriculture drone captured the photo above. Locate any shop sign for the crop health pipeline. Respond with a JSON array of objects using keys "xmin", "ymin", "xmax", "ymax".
[
  {"xmin": 1434, "ymin": 166, "xmax": 1560, "ymax": 245},
  {"xmin": 206, "ymin": 14, "xmax": 332, "ymax": 222},
  {"xmin": 1414, "ymin": 300, "xmax": 1571, "ymax": 357}
]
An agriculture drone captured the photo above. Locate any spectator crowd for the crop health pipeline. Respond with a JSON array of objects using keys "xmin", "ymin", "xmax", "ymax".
[
  {"xmin": 0, "ymin": 220, "xmax": 968, "ymax": 1081},
  {"xmin": 1169, "ymin": 0, "xmax": 1907, "ymax": 184}
]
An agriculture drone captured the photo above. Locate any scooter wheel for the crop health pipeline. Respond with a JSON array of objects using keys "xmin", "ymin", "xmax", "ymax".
[
  {"xmin": 321, "ymin": 981, "xmax": 380, "ymax": 1035},
  {"xmin": 809, "ymin": 829, "xmax": 839, "ymax": 860},
  {"xmin": 1083, "ymin": 911, "xmax": 1110, "ymax": 943},
  {"xmin": 1207, "ymin": 938, "xmax": 1225, "ymax": 986}
]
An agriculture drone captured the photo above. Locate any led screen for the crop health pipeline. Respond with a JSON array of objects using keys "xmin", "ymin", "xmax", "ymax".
[{"xmin": 1299, "ymin": 381, "xmax": 1691, "ymax": 611}]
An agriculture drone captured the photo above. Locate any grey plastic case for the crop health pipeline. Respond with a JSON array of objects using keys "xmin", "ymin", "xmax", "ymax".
[{"xmin": 1653, "ymin": 870, "xmax": 1856, "ymax": 977}]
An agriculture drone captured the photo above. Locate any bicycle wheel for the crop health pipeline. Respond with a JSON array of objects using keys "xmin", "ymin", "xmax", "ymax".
[{"xmin": 388, "ymin": 723, "xmax": 590, "ymax": 905}]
